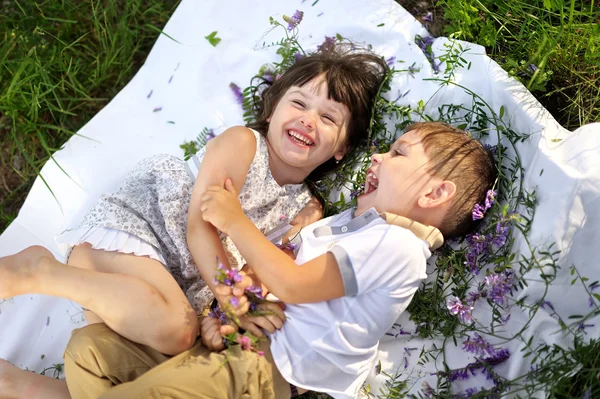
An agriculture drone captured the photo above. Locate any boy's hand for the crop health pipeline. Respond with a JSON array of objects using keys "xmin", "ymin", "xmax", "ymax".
[
  {"xmin": 199, "ymin": 179, "xmax": 246, "ymax": 235},
  {"xmin": 200, "ymin": 316, "xmax": 237, "ymax": 351},
  {"xmin": 291, "ymin": 196, "xmax": 323, "ymax": 227},
  {"xmin": 237, "ymin": 302, "xmax": 287, "ymax": 337}
]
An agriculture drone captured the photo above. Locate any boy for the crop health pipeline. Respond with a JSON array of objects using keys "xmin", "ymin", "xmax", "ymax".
[{"xmin": 18, "ymin": 122, "xmax": 495, "ymax": 399}]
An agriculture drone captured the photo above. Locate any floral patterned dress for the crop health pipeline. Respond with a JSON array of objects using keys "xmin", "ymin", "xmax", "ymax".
[{"xmin": 57, "ymin": 129, "xmax": 312, "ymax": 313}]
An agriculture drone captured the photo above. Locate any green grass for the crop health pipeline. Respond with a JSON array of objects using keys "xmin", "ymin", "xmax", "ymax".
[
  {"xmin": 0, "ymin": 0, "xmax": 179, "ymax": 232},
  {"xmin": 436, "ymin": 0, "xmax": 599, "ymax": 130}
]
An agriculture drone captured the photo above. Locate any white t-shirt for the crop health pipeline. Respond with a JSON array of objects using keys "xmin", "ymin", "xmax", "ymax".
[{"xmin": 269, "ymin": 208, "xmax": 432, "ymax": 398}]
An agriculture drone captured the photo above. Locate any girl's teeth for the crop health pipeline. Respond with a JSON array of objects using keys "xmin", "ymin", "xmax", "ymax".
[{"xmin": 288, "ymin": 130, "xmax": 314, "ymax": 145}]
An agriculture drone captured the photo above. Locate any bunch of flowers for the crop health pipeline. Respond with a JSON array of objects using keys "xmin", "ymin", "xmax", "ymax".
[{"xmin": 209, "ymin": 259, "xmax": 267, "ymax": 354}]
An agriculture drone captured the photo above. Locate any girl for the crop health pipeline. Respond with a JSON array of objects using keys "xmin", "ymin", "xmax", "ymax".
[{"xmin": 0, "ymin": 44, "xmax": 388, "ymax": 356}]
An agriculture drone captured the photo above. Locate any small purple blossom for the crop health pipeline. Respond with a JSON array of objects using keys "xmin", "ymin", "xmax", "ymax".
[
  {"xmin": 447, "ymin": 296, "xmax": 474, "ymax": 323},
  {"xmin": 152, "ymin": 106, "xmax": 162, "ymax": 112},
  {"xmin": 245, "ymin": 285, "xmax": 264, "ymax": 300},
  {"xmin": 262, "ymin": 72, "xmax": 274, "ymax": 83},
  {"xmin": 485, "ymin": 270, "xmax": 515, "ymax": 306},
  {"xmin": 317, "ymin": 36, "xmax": 336, "ymax": 52},
  {"xmin": 229, "ymin": 82, "xmax": 244, "ymax": 105},
  {"xmin": 578, "ymin": 322, "xmax": 595, "ymax": 333},
  {"xmin": 423, "ymin": 11, "xmax": 433, "ymax": 22},
  {"xmin": 317, "ymin": 12, "xmax": 324, "ymax": 17},
  {"xmin": 582, "ymin": 388, "xmax": 591, "ymax": 399},
  {"xmin": 230, "ymin": 296, "xmax": 240, "ymax": 307},
  {"xmin": 147, "ymin": 90, "xmax": 153, "ymax": 99},
  {"xmin": 540, "ymin": 300, "xmax": 555, "ymax": 311},
  {"xmin": 462, "ymin": 334, "xmax": 497, "ymax": 357},
  {"xmin": 206, "ymin": 129, "xmax": 216, "ymax": 141},
  {"xmin": 208, "ymin": 306, "xmax": 228, "ymax": 324},
  {"xmin": 415, "ymin": 35, "xmax": 439, "ymax": 74},
  {"xmin": 285, "ymin": 10, "xmax": 304, "ymax": 31},
  {"xmin": 491, "ymin": 223, "xmax": 509, "ymax": 247},
  {"xmin": 484, "ymin": 190, "xmax": 497, "ymax": 211},
  {"xmin": 294, "ymin": 52, "xmax": 305, "ymax": 63},
  {"xmin": 472, "ymin": 203, "xmax": 485, "ymax": 220},
  {"xmin": 385, "ymin": 56, "xmax": 396, "ymax": 66},
  {"xmin": 257, "ymin": 350, "xmax": 264, "ymax": 356},
  {"xmin": 528, "ymin": 63, "xmax": 538, "ymax": 73}
]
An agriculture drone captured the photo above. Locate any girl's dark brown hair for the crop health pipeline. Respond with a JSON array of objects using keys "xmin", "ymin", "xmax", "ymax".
[{"xmin": 247, "ymin": 43, "xmax": 389, "ymax": 184}]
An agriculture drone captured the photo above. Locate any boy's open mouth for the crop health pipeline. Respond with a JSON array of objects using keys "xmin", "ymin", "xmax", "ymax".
[
  {"xmin": 287, "ymin": 129, "xmax": 315, "ymax": 147},
  {"xmin": 364, "ymin": 170, "xmax": 378, "ymax": 195}
]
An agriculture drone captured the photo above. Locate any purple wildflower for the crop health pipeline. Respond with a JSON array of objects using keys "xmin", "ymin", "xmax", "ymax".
[
  {"xmin": 582, "ymin": 388, "xmax": 591, "ymax": 399},
  {"xmin": 590, "ymin": 282, "xmax": 599, "ymax": 291},
  {"xmin": 237, "ymin": 335, "xmax": 252, "ymax": 350},
  {"xmin": 472, "ymin": 203, "xmax": 485, "ymax": 220},
  {"xmin": 462, "ymin": 334, "xmax": 497, "ymax": 357},
  {"xmin": 208, "ymin": 306, "xmax": 228, "ymax": 324},
  {"xmin": 466, "ymin": 290, "xmax": 484, "ymax": 305},
  {"xmin": 485, "ymin": 270, "xmax": 515, "ymax": 306},
  {"xmin": 317, "ymin": 36, "xmax": 336, "ymax": 52},
  {"xmin": 484, "ymin": 190, "xmax": 496, "ymax": 211},
  {"xmin": 262, "ymin": 72, "xmax": 274, "ymax": 83},
  {"xmin": 168, "ymin": 75, "xmax": 174, "ymax": 84},
  {"xmin": 491, "ymin": 223, "xmax": 509, "ymax": 247},
  {"xmin": 230, "ymin": 296, "xmax": 240, "ymax": 307},
  {"xmin": 317, "ymin": 12, "xmax": 324, "ymax": 17},
  {"xmin": 422, "ymin": 381, "xmax": 435, "ymax": 397},
  {"xmin": 589, "ymin": 296, "xmax": 594, "ymax": 308},
  {"xmin": 482, "ymin": 348, "xmax": 511, "ymax": 366},
  {"xmin": 152, "ymin": 106, "xmax": 162, "ymax": 112},
  {"xmin": 147, "ymin": 90, "xmax": 153, "ymax": 99},
  {"xmin": 249, "ymin": 302, "xmax": 257, "ymax": 312},
  {"xmin": 578, "ymin": 322, "xmax": 595, "ymax": 333},
  {"xmin": 540, "ymin": 300, "xmax": 555, "ymax": 311},
  {"xmin": 245, "ymin": 285, "xmax": 264, "ymax": 300},
  {"xmin": 448, "ymin": 367, "xmax": 476, "ymax": 382},
  {"xmin": 257, "ymin": 350, "xmax": 264, "ymax": 356},
  {"xmin": 423, "ymin": 11, "xmax": 433, "ymax": 22},
  {"xmin": 285, "ymin": 10, "xmax": 304, "ymax": 31},
  {"xmin": 229, "ymin": 82, "xmax": 244, "ymax": 105},
  {"xmin": 206, "ymin": 129, "xmax": 216, "ymax": 141},
  {"xmin": 293, "ymin": 52, "xmax": 305, "ymax": 64},
  {"xmin": 528, "ymin": 64, "xmax": 538, "ymax": 73},
  {"xmin": 447, "ymin": 296, "xmax": 474, "ymax": 323},
  {"xmin": 385, "ymin": 56, "xmax": 396, "ymax": 66},
  {"xmin": 483, "ymin": 143, "xmax": 497, "ymax": 155}
]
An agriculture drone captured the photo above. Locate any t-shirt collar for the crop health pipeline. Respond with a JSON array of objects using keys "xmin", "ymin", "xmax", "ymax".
[{"xmin": 378, "ymin": 211, "xmax": 444, "ymax": 250}]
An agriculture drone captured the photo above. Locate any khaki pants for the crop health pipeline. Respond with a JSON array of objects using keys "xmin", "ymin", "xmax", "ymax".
[{"xmin": 63, "ymin": 323, "xmax": 291, "ymax": 399}]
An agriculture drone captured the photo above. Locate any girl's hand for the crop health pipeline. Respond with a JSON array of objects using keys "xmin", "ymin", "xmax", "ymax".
[
  {"xmin": 213, "ymin": 276, "xmax": 252, "ymax": 317},
  {"xmin": 199, "ymin": 179, "xmax": 245, "ymax": 236},
  {"xmin": 200, "ymin": 316, "xmax": 237, "ymax": 351}
]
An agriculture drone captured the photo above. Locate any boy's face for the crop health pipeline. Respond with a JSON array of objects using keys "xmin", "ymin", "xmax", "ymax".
[
  {"xmin": 266, "ymin": 75, "xmax": 350, "ymax": 173},
  {"xmin": 356, "ymin": 130, "xmax": 437, "ymax": 217}
]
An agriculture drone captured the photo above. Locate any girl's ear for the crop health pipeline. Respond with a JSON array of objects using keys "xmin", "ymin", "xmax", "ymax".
[
  {"xmin": 334, "ymin": 146, "xmax": 348, "ymax": 161},
  {"xmin": 266, "ymin": 117, "xmax": 271, "ymax": 123},
  {"xmin": 418, "ymin": 180, "xmax": 456, "ymax": 209}
]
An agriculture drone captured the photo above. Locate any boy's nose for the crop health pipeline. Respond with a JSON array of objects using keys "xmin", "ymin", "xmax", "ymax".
[{"xmin": 371, "ymin": 153, "xmax": 383, "ymax": 164}]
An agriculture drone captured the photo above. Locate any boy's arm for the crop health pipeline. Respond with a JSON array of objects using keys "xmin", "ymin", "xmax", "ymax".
[
  {"xmin": 186, "ymin": 126, "xmax": 257, "ymax": 305},
  {"xmin": 200, "ymin": 180, "xmax": 345, "ymax": 304}
]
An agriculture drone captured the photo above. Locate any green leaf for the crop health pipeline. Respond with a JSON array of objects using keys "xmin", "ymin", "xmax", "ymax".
[
  {"xmin": 499, "ymin": 105, "xmax": 505, "ymax": 119},
  {"xmin": 377, "ymin": 23, "xmax": 385, "ymax": 27},
  {"xmin": 205, "ymin": 31, "xmax": 222, "ymax": 47}
]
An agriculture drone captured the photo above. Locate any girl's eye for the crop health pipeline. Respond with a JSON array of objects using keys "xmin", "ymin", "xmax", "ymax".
[
  {"xmin": 392, "ymin": 150, "xmax": 403, "ymax": 157},
  {"xmin": 292, "ymin": 100, "xmax": 305, "ymax": 108},
  {"xmin": 322, "ymin": 115, "xmax": 336, "ymax": 124}
]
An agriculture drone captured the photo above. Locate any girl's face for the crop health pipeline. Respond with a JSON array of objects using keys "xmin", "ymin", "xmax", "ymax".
[{"xmin": 266, "ymin": 75, "xmax": 350, "ymax": 175}]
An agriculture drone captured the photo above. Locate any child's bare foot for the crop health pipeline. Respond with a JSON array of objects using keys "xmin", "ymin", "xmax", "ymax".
[{"xmin": 0, "ymin": 246, "xmax": 53, "ymax": 299}]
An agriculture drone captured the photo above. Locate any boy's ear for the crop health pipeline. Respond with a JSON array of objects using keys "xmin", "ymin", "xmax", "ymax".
[{"xmin": 418, "ymin": 180, "xmax": 456, "ymax": 209}]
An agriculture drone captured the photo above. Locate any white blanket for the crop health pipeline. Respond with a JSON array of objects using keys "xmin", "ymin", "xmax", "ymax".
[{"xmin": 1, "ymin": 0, "xmax": 598, "ymax": 397}]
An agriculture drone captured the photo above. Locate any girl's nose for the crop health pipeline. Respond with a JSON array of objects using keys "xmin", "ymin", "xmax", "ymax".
[{"xmin": 299, "ymin": 114, "xmax": 315, "ymax": 129}]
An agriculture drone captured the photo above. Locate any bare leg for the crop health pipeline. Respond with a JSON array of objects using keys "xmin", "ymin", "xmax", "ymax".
[
  {"xmin": 0, "ymin": 359, "xmax": 69, "ymax": 399},
  {"xmin": 0, "ymin": 246, "xmax": 198, "ymax": 355}
]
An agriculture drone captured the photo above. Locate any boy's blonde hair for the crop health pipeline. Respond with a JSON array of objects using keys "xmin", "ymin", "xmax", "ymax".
[{"xmin": 406, "ymin": 122, "xmax": 496, "ymax": 238}]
